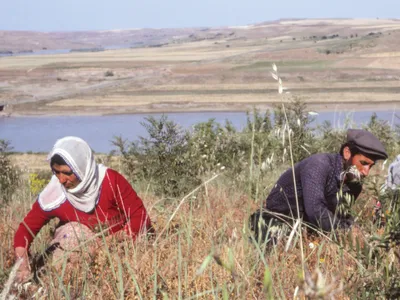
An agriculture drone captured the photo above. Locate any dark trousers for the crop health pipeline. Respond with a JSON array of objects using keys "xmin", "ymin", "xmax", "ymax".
[{"xmin": 249, "ymin": 209, "xmax": 290, "ymax": 245}]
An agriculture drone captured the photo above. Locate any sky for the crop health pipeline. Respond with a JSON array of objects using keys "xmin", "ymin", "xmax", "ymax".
[{"xmin": 1, "ymin": 0, "xmax": 400, "ymax": 31}]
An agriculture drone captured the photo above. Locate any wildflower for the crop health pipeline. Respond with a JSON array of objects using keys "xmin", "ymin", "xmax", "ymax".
[
  {"xmin": 261, "ymin": 162, "xmax": 267, "ymax": 171},
  {"xmin": 29, "ymin": 173, "xmax": 48, "ymax": 196},
  {"xmin": 308, "ymin": 242, "xmax": 315, "ymax": 249}
]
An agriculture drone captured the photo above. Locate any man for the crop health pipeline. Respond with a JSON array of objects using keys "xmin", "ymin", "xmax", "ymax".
[
  {"xmin": 385, "ymin": 154, "xmax": 400, "ymax": 190},
  {"xmin": 251, "ymin": 129, "xmax": 388, "ymax": 240}
]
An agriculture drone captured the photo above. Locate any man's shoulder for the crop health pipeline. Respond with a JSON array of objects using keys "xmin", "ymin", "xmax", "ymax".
[
  {"xmin": 298, "ymin": 153, "xmax": 341, "ymax": 175},
  {"xmin": 303, "ymin": 153, "xmax": 338, "ymax": 165},
  {"xmin": 297, "ymin": 153, "xmax": 340, "ymax": 182}
]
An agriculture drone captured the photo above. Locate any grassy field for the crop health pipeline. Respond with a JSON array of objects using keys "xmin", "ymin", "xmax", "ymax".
[{"xmin": 0, "ymin": 153, "xmax": 393, "ymax": 299}]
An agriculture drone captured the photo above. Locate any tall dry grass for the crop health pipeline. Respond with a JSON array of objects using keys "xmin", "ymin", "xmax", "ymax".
[
  {"xmin": 0, "ymin": 179, "xmax": 352, "ymax": 299},
  {"xmin": 1, "ymin": 167, "xmax": 394, "ymax": 299}
]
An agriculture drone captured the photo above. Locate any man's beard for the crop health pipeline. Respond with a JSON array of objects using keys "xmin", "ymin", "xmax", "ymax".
[
  {"xmin": 347, "ymin": 165, "xmax": 364, "ymax": 183},
  {"xmin": 342, "ymin": 160, "xmax": 364, "ymax": 184}
]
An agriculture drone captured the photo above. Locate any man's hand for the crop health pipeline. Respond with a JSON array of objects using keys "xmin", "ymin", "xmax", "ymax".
[
  {"xmin": 338, "ymin": 215, "xmax": 355, "ymax": 230},
  {"xmin": 350, "ymin": 224, "xmax": 368, "ymax": 248}
]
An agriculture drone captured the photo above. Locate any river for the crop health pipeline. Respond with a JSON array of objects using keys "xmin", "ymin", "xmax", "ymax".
[{"xmin": 0, "ymin": 110, "xmax": 398, "ymax": 153}]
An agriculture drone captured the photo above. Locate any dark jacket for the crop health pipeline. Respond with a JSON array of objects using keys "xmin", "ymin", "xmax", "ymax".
[{"xmin": 265, "ymin": 153, "xmax": 362, "ymax": 231}]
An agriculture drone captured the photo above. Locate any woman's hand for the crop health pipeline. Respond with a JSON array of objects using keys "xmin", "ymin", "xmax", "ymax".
[
  {"xmin": 14, "ymin": 247, "xmax": 31, "ymax": 283},
  {"xmin": 16, "ymin": 264, "xmax": 31, "ymax": 283}
]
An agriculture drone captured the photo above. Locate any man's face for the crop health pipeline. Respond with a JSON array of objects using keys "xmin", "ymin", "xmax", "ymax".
[
  {"xmin": 51, "ymin": 163, "xmax": 80, "ymax": 189},
  {"xmin": 349, "ymin": 153, "xmax": 375, "ymax": 179}
]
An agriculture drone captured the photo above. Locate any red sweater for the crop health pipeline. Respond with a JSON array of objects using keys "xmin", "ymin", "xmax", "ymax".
[{"xmin": 14, "ymin": 169, "xmax": 152, "ymax": 249}]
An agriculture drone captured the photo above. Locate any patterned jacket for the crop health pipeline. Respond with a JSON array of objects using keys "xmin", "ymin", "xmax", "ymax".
[{"xmin": 266, "ymin": 153, "xmax": 362, "ymax": 231}]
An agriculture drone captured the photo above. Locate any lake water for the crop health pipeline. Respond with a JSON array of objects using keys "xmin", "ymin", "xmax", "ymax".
[
  {"xmin": 0, "ymin": 44, "xmax": 143, "ymax": 57},
  {"xmin": 0, "ymin": 49, "xmax": 72, "ymax": 57},
  {"xmin": 0, "ymin": 110, "xmax": 399, "ymax": 153}
]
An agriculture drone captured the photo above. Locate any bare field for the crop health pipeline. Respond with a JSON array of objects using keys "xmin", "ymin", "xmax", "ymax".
[
  {"xmin": 10, "ymin": 153, "xmax": 48, "ymax": 172},
  {"xmin": 0, "ymin": 42, "xmax": 264, "ymax": 70},
  {"xmin": 1, "ymin": 18, "xmax": 400, "ymax": 116},
  {"xmin": 46, "ymin": 91, "xmax": 400, "ymax": 106}
]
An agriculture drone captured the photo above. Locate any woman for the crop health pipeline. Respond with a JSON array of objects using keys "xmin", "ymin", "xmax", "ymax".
[{"xmin": 14, "ymin": 136, "xmax": 152, "ymax": 282}]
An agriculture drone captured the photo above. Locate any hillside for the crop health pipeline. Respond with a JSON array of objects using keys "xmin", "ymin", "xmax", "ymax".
[{"xmin": 1, "ymin": 18, "xmax": 400, "ymax": 115}]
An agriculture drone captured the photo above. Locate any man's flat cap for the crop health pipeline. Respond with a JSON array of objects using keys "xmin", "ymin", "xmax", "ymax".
[{"xmin": 347, "ymin": 129, "xmax": 388, "ymax": 160}]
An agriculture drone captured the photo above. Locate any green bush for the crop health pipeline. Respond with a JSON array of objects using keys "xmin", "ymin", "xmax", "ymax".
[
  {"xmin": 113, "ymin": 115, "xmax": 201, "ymax": 197},
  {"xmin": 190, "ymin": 118, "xmax": 247, "ymax": 178},
  {"xmin": 364, "ymin": 113, "xmax": 399, "ymax": 157},
  {"xmin": 273, "ymin": 97, "xmax": 317, "ymax": 163},
  {"xmin": 315, "ymin": 121, "xmax": 347, "ymax": 154},
  {"xmin": 0, "ymin": 140, "xmax": 20, "ymax": 203}
]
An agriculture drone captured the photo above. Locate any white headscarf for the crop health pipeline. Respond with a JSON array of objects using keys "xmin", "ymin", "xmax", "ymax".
[{"xmin": 38, "ymin": 136, "xmax": 108, "ymax": 212}]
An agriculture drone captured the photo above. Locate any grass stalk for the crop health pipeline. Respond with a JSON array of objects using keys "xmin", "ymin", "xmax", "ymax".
[
  {"xmin": 281, "ymin": 103, "xmax": 305, "ymax": 279},
  {"xmin": 153, "ymin": 173, "xmax": 220, "ymax": 245}
]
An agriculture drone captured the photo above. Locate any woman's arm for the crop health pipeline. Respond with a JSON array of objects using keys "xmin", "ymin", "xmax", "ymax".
[
  {"xmin": 14, "ymin": 201, "xmax": 50, "ymax": 249},
  {"xmin": 14, "ymin": 201, "xmax": 51, "ymax": 281},
  {"xmin": 110, "ymin": 170, "xmax": 152, "ymax": 238}
]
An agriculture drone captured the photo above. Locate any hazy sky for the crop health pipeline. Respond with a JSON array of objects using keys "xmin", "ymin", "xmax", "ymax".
[{"xmin": 2, "ymin": 0, "xmax": 399, "ymax": 31}]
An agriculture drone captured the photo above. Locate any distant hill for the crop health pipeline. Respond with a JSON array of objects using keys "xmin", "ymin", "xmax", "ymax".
[
  {"xmin": 2, "ymin": 18, "xmax": 400, "ymax": 53},
  {"xmin": 2, "ymin": 18, "xmax": 400, "ymax": 116}
]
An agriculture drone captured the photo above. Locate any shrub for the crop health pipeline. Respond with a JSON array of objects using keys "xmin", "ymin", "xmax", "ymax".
[
  {"xmin": 315, "ymin": 121, "xmax": 347, "ymax": 154},
  {"xmin": 190, "ymin": 119, "xmax": 246, "ymax": 177},
  {"xmin": 0, "ymin": 140, "xmax": 20, "ymax": 203},
  {"xmin": 364, "ymin": 113, "xmax": 399, "ymax": 157},
  {"xmin": 104, "ymin": 70, "xmax": 114, "ymax": 77},
  {"xmin": 273, "ymin": 97, "xmax": 316, "ymax": 163},
  {"xmin": 113, "ymin": 115, "xmax": 200, "ymax": 197},
  {"xmin": 242, "ymin": 108, "xmax": 279, "ymax": 171}
]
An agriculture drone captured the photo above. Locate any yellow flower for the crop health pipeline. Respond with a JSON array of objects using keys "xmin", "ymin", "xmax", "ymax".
[{"xmin": 29, "ymin": 173, "xmax": 48, "ymax": 196}]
